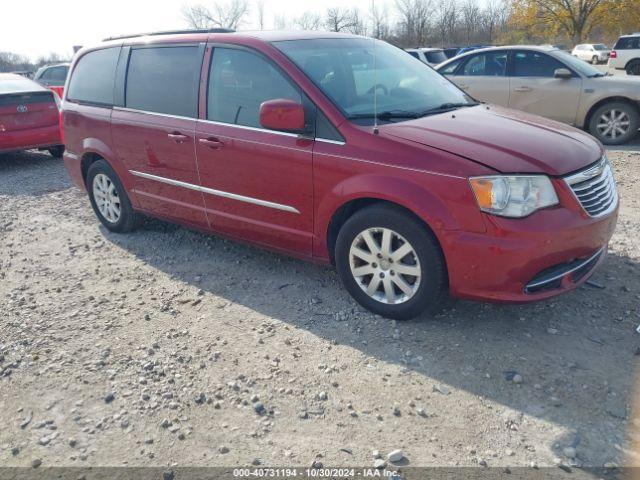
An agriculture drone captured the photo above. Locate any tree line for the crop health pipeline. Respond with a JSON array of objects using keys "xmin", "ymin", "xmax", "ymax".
[
  {"xmin": 0, "ymin": 51, "xmax": 69, "ymax": 74},
  {"xmin": 184, "ymin": 0, "xmax": 639, "ymax": 48}
]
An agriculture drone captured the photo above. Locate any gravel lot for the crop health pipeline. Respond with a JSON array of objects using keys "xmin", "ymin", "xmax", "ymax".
[{"xmin": 0, "ymin": 147, "xmax": 639, "ymax": 471}]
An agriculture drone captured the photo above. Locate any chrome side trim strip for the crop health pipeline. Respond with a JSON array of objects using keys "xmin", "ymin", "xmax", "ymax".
[
  {"xmin": 525, "ymin": 247, "xmax": 604, "ymax": 290},
  {"xmin": 129, "ymin": 170, "xmax": 300, "ymax": 214},
  {"xmin": 199, "ymin": 119, "xmax": 301, "ymax": 138},
  {"xmin": 316, "ymin": 138, "xmax": 346, "ymax": 146},
  {"xmin": 113, "ymin": 106, "xmax": 196, "ymax": 122}
]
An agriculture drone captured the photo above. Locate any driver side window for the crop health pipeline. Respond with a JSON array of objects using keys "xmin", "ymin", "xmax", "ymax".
[
  {"xmin": 208, "ymin": 48, "xmax": 302, "ymax": 129},
  {"xmin": 513, "ymin": 51, "xmax": 568, "ymax": 78}
]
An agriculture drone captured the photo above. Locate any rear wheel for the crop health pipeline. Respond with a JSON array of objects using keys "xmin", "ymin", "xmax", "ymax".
[
  {"xmin": 47, "ymin": 145, "xmax": 64, "ymax": 158},
  {"xmin": 335, "ymin": 204, "xmax": 447, "ymax": 320},
  {"xmin": 626, "ymin": 61, "xmax": 640, "ymax": 75},
  {"xmin": 86, "ymin": 159, "xmax": 140, "ymax": 233},
  {"xmin": 588, "ymin": 101, "xmax": 639, "ymax": 145}
]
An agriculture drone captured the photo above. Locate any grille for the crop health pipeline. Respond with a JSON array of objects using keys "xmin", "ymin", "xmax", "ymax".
[{"xmin": 564, "ymin": 157, "xmax": 618, "ymax": 217}]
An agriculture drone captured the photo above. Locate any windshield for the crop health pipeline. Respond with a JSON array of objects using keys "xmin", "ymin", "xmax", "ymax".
[
  {"xmin": 274, "ymin": 38, "xmax": 473, "ymax": 124},
  {"xmin": 593, "ymin": 44, "xmax": 608, "ymax": 50},
  {"xmin": 554, "ymin": 50, "xmax": 604, "ymax": 77}
]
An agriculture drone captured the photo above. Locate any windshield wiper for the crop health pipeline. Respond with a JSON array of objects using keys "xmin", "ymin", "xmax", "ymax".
[
  {"xmin": 418, "ymin": 102, "xmax": 479, "ymax": 117},
  {"xmin": 347, "ymin": 110, "xmax": 422, "ymax": 120}
]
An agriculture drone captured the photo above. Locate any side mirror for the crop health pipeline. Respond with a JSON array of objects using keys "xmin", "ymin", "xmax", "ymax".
[
  {"xmin": 554, "ymin": 68, "xmax": 573, "ymax": 79},
  {"xmin": 259, "ymin": 99, "xmax": 305, "ymax": 133}
]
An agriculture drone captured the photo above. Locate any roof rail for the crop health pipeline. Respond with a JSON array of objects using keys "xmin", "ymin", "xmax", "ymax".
[{"xmin": 102, "ymin": 28, "xmax": 235, "ymax": 42}]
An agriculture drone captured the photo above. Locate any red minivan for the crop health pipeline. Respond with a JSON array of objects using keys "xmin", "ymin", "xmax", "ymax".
[
  {"xmin": 61, "ymin": 30, "xmax": 619, "ymax": 319},
  {"xmin": 0, "ymin": 73, "xmax": 64, "ymax": 157}
]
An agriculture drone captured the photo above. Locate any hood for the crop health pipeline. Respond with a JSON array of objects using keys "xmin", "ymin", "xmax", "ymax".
[
  {"xmin": 382, "ymin": 105, "xmax": 602, "ymax": 176},
  {"xmin": 591, "ymin": 75, "xmax": 640, "ymax": 93}
]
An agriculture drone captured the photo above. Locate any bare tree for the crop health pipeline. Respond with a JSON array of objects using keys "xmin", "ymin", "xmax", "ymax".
[
  {"xmin": 324, "ymin": 7, "xmax": 361, "ymax": 33},
  {"xmin": 295, "ymin": 12, "xmax": 323, "ymax": 30},
  {"xmin": 273, "ymin": 13, "xmax": 288, "ymax": 30},
  {"xmin": 461, "ymin": 0, "xmax": 480, "ymax": 43},
  {"xmin": 182, "ymin": 0, "xmax": 250, "ymax": 30},
  {"xmin": 434, "ymin": 0, "xmax": 458, "ymax": 46},
  {"xmin": 482, "ymin": 0, "xmax": 505, "ymax": 43},
  {"xmin": 369, "ymin": 1, "xmax": 390, "ymax": 39},
  {"xmin": 256, "ymin": 0, "xmax": 265, "ymax": 30},
  {"xmin": 395, "ymin": 0, "xmax": 433, "ymax": 46}
]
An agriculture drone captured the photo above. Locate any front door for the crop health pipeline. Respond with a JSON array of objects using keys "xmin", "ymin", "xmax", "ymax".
[
  {"xmin": 111, "ymin": 44, "xmax": 208, "ymax": 228},
  {"xmin": 195, "ymin": 46, "xmax": 314, "ymax": 256},
  {"xmin": 508, "ymin": 50, "xmax": 582, "ymax": 125}
]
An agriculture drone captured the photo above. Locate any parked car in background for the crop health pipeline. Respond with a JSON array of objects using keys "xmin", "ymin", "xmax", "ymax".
[
  {"xmin": 405, "ymin": 47, "xmax": 448, "ymax": 66},
  {"xmin": 62, "ymin": 30, "xmax": 617, "ymax": 319},
  {"xmin": 10, "ymin": 70, "xmax": 34, "ymax": 79},
  {"xmin": 572, "ymin": 43, "xmax": 610, "ymax": 64},
  {"xmin": 437, "ymin": 45, "xmax": 640, "ymax": 144},
  {"xmin": 443, "ymin": 47, "xmax": 461, "ymax": 59},
  {"xmin": 34, "ymin": 63, "xmax": 70, "ymax": 98},
  {"xmin": 609, "ymin": 34, "xmax": 640, "ymax": 75},
  {"xmin": 0, "ymin": 73, "xmax": 64, "ymax": 156}
]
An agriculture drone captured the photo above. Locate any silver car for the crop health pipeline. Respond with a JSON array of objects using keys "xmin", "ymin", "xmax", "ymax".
[{"xmin": 436, "ymin": 45, "xmax": 640, "ymax": 145}]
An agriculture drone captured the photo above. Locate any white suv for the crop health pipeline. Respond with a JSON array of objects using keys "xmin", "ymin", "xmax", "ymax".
[
  {"xmin": 609, "ymin": 34, "xmax": 640, "ymax": 75},
  {"xmin": 571, "ymin": 44, "xmax": 610, "ymax": 64}
]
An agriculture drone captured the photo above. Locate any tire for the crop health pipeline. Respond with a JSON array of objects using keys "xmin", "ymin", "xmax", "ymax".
[
  {"xmin": 588, "ymin": 101, "xmax": 640, "ymax": 145},
  {"xmin": 334, "ymin": 203, "xmax": 447, "ymax": 320},
  {"xmin": 591, "ymin": 56, "xmax": 598, "ymax": 65},
  {"xmin": 47, "ymin": 145, "xmax": 65, "ymax": 158},
  {"xmin": 626, "ymin": 61, "xmax": 640, "ymax": 75},
  {"xmin": 86, "ymin": 159, "xmax": 140, "ymax": 233}
]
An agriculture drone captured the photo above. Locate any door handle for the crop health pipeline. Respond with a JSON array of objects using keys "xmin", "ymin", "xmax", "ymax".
[
  {"xmin": 168, "ymin": 132, "xmax": 189, "ymax": 143},
  {"xmin": 199, "ymin": 137, "xmax": 225, "ymax": 149},
  {"xmin": 514, "ymin": 86, "xmax": 532, "ymax": 92}
]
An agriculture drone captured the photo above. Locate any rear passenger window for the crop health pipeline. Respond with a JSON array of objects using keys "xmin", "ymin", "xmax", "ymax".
[
  {"xmin": 67, "ymin": 48, "xmax": 120, "ymax": 106},
  {"xmin": 125, "ymin": 46, "xmax": 201, "ymax": 118},
  {"xmin": 461, "ymin": 52, "xmax": 508, "ymax": 76},
  {"xmin": 208, "ymin": 48, "xmax": 301, "ymax": 129},
  {"xmin": 614, "ymin": 37, "xmax": 639, "ymax": 49}
]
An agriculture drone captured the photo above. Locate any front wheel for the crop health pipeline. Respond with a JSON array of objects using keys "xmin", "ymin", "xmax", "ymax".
[
  {"xmin": 335, "ymin": 204, "xmax": 447, "ymax": 320},
  {"xmin": 591, "ymin": 56, "xmax": 598, "ymax": 65},
  {"xmin": 588, "ymin": 101, "xmax": 639, "ymax": 145},
  {"xmin": 86, "ymin": 159, "xmax": 140, "ymax": 233}
]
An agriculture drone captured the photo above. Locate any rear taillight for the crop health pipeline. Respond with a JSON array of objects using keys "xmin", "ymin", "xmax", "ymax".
[{"xmin": 610, "ymin": 50, "xmax": 617, "ymax": 58}]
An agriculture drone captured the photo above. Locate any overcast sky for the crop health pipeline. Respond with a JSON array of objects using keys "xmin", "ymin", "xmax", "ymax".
[{"xmin": 2, "ymin": 0, "xmax": 405, "ymax": 60}]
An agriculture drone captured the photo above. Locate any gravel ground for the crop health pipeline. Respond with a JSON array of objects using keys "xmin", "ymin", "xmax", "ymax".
[{"xmin": 0, "ymin": 148, "xmax": 639, "ymax": 471}]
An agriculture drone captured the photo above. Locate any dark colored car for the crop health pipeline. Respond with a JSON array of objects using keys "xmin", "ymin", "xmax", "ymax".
[
  {"xmin": 34, "ymin": 63, "xmax": 70, "ymax": 99},
  {"xmin": 34, "ymin": 63, "xmax": 70, "ymax": 88},
  {"xmin": 0, "ymin": 73, "xmax": 64, "ymax": 157},
  {"xmin": 61, "ymin": 30, "xmax": 618, "ymax": 320}
]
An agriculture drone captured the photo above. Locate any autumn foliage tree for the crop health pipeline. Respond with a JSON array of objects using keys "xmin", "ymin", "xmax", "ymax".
[{"xmin": 506, "ymin": 0, "xmax": 638, "ymax": 45}]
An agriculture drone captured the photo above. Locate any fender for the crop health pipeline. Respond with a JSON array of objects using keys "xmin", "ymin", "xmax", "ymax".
[
  {"xmin": 81, "ymin": 137, "xmax": 140, "ymax": 208},
  {"xmin": 313, "ymin": 173, "xmax": 486, "ymax": 259}
]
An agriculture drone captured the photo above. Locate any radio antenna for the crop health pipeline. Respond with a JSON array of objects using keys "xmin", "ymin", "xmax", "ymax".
[{"xmin": 372, "ymin": 9, "xmax": 379, "ymax": 136}]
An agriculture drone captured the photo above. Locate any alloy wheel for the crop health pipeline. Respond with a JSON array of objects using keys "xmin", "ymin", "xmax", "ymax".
[
  {"xmin": 596, "ymin": 109, "xmax": 631, "ymax": 141},
  {"xmin": 349, "ymin": 227, "xmax": 421, "ymax": 305},
  {"xmin": 92, "ymin": 173, "xmax": 121, "ymax": 224}
]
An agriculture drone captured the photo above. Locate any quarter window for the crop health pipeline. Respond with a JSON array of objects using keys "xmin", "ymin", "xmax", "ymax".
[
  {"xmin": 67, "ymin": 48, "xmax": 120, "ymax": 105},
  {"xmin": 513, "ymin": 51, "xmax": 568, "ymax": 77},
  {"xmin": 461, "ymin": 52, "xmax": 508, "ymax": 76},
  {"xmin": 125, "ymin": 46, "xmax": 201, "ymax": 118},
  {"xmin": 207, "ymin": 48, "xmax": 301, "ymax": 129}
]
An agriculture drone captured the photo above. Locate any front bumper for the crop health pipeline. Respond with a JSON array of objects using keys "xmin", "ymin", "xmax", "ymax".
[{"xmin": 441, "ymin": 177, "xmax": 619, "ymax": 303}]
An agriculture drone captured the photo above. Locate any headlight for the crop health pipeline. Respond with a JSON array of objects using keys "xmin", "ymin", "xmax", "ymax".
[{"xmin": 469, "ymin": 175, "xmax": 559, "ymax": 218}]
